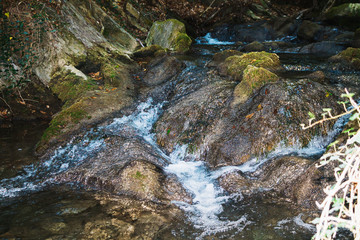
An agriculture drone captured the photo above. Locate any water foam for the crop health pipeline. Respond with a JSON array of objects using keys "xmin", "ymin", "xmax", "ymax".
[
  {"xmin": 107, "ymin": 99, "xmax": 250, "ymax": 238},
  {"xmin": 196, "ymin": 33, "xmax": 235, "ymax": 45},
  {"xmin": 0, "ymin": 129, "xmax": 105, "ymax": 198}
]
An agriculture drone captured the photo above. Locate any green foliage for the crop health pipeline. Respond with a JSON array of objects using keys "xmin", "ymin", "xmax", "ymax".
[
  {"xmin": 0, "ymin": 1, "xmax": 51, "ymax": 95},
  {"xmin": 305, "ymin": 90, "xmax": 360, "ymax": 240}
]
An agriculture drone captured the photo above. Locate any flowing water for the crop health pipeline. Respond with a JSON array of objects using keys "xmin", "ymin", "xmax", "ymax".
[{"xmin": 0, "ymin": 33, "xmax": 354, "ymax": 239}]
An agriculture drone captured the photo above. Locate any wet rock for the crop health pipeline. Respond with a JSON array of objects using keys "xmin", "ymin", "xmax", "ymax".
[
  {"xmin": 299, "ymin": 41, "xmax": 346, "ymax": 56},
  {"xmin": 219, "ymin": 156, "xmax": 312, "ymax": 198},
  {"xmin": 55, "ymin": 134, "xmax": 191, "ymax": 204},
  {"xmin": 145, "ymin": 19, "xmax": 192, "ymax": 53},
  {"xmin": 143, "ymin": 56, "xmax": 185, "ymax": 86},
  {"xmin": 306, "ymin": 71, "xmax": 326, "ymax": 84},
  {"xmin": 329, "ymin": 47, "xmax": 360, "ymax": 70},
  {"xmin": 220, "ymin": 51, "xmax": 282, "ymax": 80},
  {"xmin": 297, "ymin": 20, "xmax": 323, "ymax": 42},
  {"xmin": 325, "ymin": 3, "xmax": 360, "ymax": 30},
  {"xmin": 156, "ymin": 80, "xmax": 235, "ymax": 153},
  {"xmin": 233, "ymin": 65, "xmax": 279, "ymax": 105},
  {"xmin": 218, "ymin": 170, "xmax": 251, "ymax": 194},
  {"xmin": 243, "ymin": 41, "xmax": 266, "ymax": 52},
  {"xmin": 56, "ymin": 200, "xmax": 97, "ymax": 215},
  {"xmin": 95, "ymin": 194, "xmax": 183, "ymax": 239},
  {"xmin": 156, "ymin": 78, "xmax": 342, "ymax": 169}
]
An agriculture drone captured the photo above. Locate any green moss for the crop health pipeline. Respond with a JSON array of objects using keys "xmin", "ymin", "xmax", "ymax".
[
  {"xmin": 133, "ymin": 171, "xmax": 146, "ymax": 180},
  {"xmin": 50, "ymin": 69, "xmax": 97, "ymax": 107},
  {"xmin": 173, "ymin": 33, "xmax": 192, "ymax": 53},
  {"xmin": 39, "ymin": 101, "xmax": 89, "ymax": 146},
  {"xmin": 225, "ymin": 51, "xmax": 280, "ymax": 80},
  {"xmin": 336, "ymin": 47, "xmax": 360, "ymax": 69},
  {"xmin": 233, "ymin": 65, "xmax": 279, "ymax": 105}
]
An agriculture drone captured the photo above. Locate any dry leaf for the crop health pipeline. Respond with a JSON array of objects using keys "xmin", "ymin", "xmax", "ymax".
[
  {"xmin": 111, "ymin": 87, "xmax": 117, "ymax": 91},
  {"xmin": 257, "ymin": 104, "xmax": 262, "ymax": 111},
  {"xmin": 246, "ymin": 113, "xmax": 254, "ymax": 119},
  {"xmin": 90, "ymin": 96, "xmax": 97, "ymax": 99},
  {"xmin": 40, "ymin": 111, "xmax": 46, "ymax": 115}
]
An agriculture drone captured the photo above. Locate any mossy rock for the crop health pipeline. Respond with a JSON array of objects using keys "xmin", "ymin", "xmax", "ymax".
[
  {"xmin": 325, "ymin": 3, "xmax": 360, "ymax": 30},
  {"xmin": 145, "ymin": 19, "xmax": 192, "ymax": 53},
  {"xmin": 133, "ymin": 45, "xmax": 166, "ymax": 58},
  {"xmin": 224, "ymin": 51, "xmax": 281, "ymax": 80},
  {"xmin": 329, "ymin": 47, "xmax": 360, "ymax": 70},
  {"xmin": 50, "ymin": 68, "xmax": 97, "ymax": 108},
  {"xmin": 37, "ymin": 87, "xmax": 134, "ymax": 154},
  {"xmin": 233, "ymin": 65, "xmax": 279, "ymax": 105}
]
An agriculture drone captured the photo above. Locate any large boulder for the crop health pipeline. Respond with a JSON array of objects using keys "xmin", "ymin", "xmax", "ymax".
[
  {"xmin": 55, "ymin": 132, "xmax": 191, "ymax": 204},
  {"xmin": 143, "ymin": 56, "xmax": 185, "ymax": 86},
  {"xmin": 299, "ymin": 41, "xmax": 346, "ymax": 56},
  {"xmin": 220, "ymin": 51, "xmax": 282, "ymax": 80},
  {"xmin": 297, "ymin": 20, "xmax": 324, "ymax": 42},
  {"xmin": 325, "ymin": 3, "xmax": 360, "ymax": 30},
  {"xmin": 145, "ymin": 19, "xmax": 192, "ymax": 53},
  {"xmin": 232, "ymin": 65, "xmax": 279, "ymax": 105},
  {"xmin": 156, "ymin": 78, "xmax": 342, "ymax": 169},
  {"xmin": 218, "ymin": 156, "xmax": 313, "ymax": 197}
]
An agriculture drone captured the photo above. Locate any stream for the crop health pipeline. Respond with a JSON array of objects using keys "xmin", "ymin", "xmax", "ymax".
[{"xmin": 0, "ymin": 32, "xmax": 356, "ymax": 239}]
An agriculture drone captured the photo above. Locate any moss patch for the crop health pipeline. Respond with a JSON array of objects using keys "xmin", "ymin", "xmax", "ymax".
[
  {"xmin": 330, "ymin": 47, "xmax": 360, "ymax": 70},
  {"xmin": 233, "ymin": 65, "xmax": 279, "ymax": 105},
  {"xmin": 50, "ymin": 69, "xmax": 97, "ymax": 107},
  {"xmin": 39, "ymin": 101, "xmax": 90, "ymax": 146},
  {"xmin": 173, "ymin": 33, "xmax": 192, "ymax": 53},
  {"xmin": 225, "ymin": 51, "xmax": 281, "ymax": 80}
]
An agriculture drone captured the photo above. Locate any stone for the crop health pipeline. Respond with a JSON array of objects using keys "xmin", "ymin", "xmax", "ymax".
[
  {"xmin": 232, "ymin": 65, "xmax": 279, "ymax": 105},
  {"xmin": 299, "ymin": 41, "xmax": 346, "ymax": 56},
  {"xmin": 156, "ymin": 79, "xmax": 342, "ymax": 169},
  {"xmin": 306, "ymin": 71, "xmax": 326, "ymax": 84},
  {"xmin": 143, "ymin": 56, "xmax": 185, "ymax": 86},
  {"xmin": 222, "ymin": 51, "xmax": 281, "ymax": 80},
  {"xmin": 243, "ymin": 41, "xmax": 265, "ymax": 52},
  {"xmin": 297, "ymin": 20, "xmax": 323, "ymax": 42},
  {"xmin": 145, "ymin": 19, "xmax": 192, "ymax": 53}
]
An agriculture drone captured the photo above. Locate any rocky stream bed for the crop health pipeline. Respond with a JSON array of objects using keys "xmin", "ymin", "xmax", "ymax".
[{"xmin": 1, "ymin": 1, "xmax": 360, "ymax": 239}]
